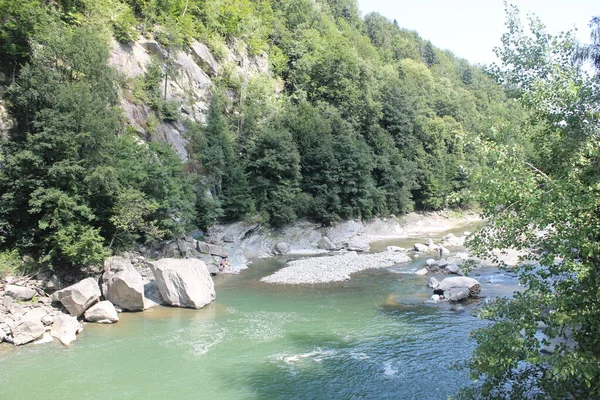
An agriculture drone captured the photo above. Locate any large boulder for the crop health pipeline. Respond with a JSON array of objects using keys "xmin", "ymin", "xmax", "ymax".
[
  {"xmin": 438, "ymin": 276, "xmax": 481, "ymax": 298},
  {"xmin": 51, "ymin": 315, "xmax": 83, "ymax": 346},
  {"xmin": 102, "ymin": 257, "xmax": 146, "ymax": 311},
  {"xmin": 150, "ymin": 258, "xmax": 215, "ymax": 309},
  {"xmin": 51, "ymin": 277, "xmax": 100, "ymax": 317},
  {"xmin": 84, "ymin": 301, "xmax": 119, "ymax": 324},
  {"xmin": 446, "ymin": 287, "xmax": 470, "ymax": 302},
  {"xmin": 5, "ymin": 284, "xmax": 36, "ymax": 301},
  {"xmin": 428, "ymin": 277, "xmax": 441, "ymax": 289},
  {"xmin": 12, "ymin": 320, "xmax": 45, "ymax": 345},
  {"xmin": 413, "ymin": 243, "xmax": 430, "ymax": 252}
]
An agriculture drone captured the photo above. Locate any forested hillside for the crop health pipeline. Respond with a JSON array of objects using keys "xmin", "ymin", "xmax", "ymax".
[{"xmin": 0, "ymin": 0, "xmax": 530, "ymax": 270}]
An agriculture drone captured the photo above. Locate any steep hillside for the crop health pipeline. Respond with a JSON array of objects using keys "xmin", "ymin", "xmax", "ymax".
[{"xmin": 0, "ymin": 0, "xmax": 532, "ymax": 269}]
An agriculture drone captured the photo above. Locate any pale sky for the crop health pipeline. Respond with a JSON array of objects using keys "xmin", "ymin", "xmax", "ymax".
[{"xmin": 357, "ymin": 0, "xmax": 599, "ymax": 65}]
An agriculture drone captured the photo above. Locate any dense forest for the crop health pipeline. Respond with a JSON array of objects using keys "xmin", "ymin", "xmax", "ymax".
[
  {"xmin": 1, "ymin": 0, "xmax": 600, "ymax": 398},
  {"xmin": 0, "ymin": 0, "xmax": 529, "ymax": 269}
]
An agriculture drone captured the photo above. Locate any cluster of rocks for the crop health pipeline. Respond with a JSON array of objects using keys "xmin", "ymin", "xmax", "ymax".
[
  {"xmin": 0, "ymin": 256, "xmax": 215, "ymax": 347},
  {"xmin": 426, "ymin": 276, "xmax": 482, "ymax": 302},
  {"xmin": 412, "ymin": 232, "xmax": 471, "ymax": 254},
  {"xmin": 139, "ymin": 236, "xmax": 231, "ymax": 275},
  {"xmin": 261, "ymin": 249, "xmax": 412, "ymax": 284}
]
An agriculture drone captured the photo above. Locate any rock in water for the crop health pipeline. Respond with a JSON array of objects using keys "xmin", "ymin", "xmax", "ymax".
[
  {"xmin": 51, "ymin": 277, "xmax": 101, "ymax": 317},
  {"xmin": 102, "ymin": 257, "xmax": 146, "ymax": 311},
  {"xmin": 5, "ymin": 285, "xmax": 36, "ymax": 301},
  {"xmin": 150, "ymin": 258, "xmax": 215, "ymax": 309},
  {"xmin": 51, "ymin": 315, "xmax": 83, "ymax": 346},
  {"xmin": 446, "ymin": 287, "xmax": 470, "ymax": 302},
  {"xmin": 12, "ymin": 320, "xmax": 45, "ymax": 345},
  {"xmin": 413, "ymin": 243, "xmax": 429, "ymax": 252},
  {"xmin": 427, "ymin": 277, "xmax": 440, "ymax": 289},
  {"xmin": 84, "ymin": 301, "xmax": 119, "ymax": 324},
  {"xmin": 438, "ymin": 276, "xmax": 481, "ymax": 299}
]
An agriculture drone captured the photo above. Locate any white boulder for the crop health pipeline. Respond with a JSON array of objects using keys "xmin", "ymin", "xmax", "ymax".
[
  {"xmin": 446, "ymin": 287, "xmax": 470, "ymax": 302},
  {"xmin": 51, "ymin": 315, "xmax": 83, "ymax": 346},
  {"xmin": 5, "ymin": 285, "xmax": 36, "ymax": 301},
  {"xmin": 51, "ymin": 277, "xmax": 100, "ymax": 317},
  {"xmin": 150, "ymin": 258, "xmax": 215, "ymax": 309},
  {"xmin": 84, "ymin": 301, "xmax": 119, "ymax": 324},
  {"xmin": 415, "ymin": 268, "xmax": 428, "ymax": 276},
  {"xmin": 12, "ymin": 320, "xmax": 45, "ymax": 345},
  {"xmin": 438, "ymin": 276, "xmax": 481, "ymax": 298},
  {"xmin": 102, "ymin": 257, "xmax": 146, "ymax": 311},
  {"xmin": 428, "ymin": 277, "xmax": 440, "ymax": 289}
]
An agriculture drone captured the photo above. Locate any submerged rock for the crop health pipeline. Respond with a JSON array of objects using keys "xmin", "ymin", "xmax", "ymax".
[
  {"xmin": 150, "ymin": 258, "xmax": 215, "ymax": 309},
  {"xmin": 51, "ymin": 278, "xmax": 101, "ymax": 317}
]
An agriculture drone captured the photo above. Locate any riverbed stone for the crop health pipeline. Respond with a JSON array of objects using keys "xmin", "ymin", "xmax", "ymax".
[
  {"xmin": 386, "ymin": 246, "xmax": 405, "ymax": 252},
  {"xmin": 415, "ymin": 268, "xmax": 428, "ymax": 276},
  {"xmin": 102, "ymin": 257, "xmax": 146, "ymax": 311},
  {"xmin": 389, "ymin": 253, "xmax": 411, "ymax": 264},
  {"xmin": 445, "ymin": 264, "xmax": 462, "ymax": 275},
  {"xmin": 51, "ymin": 314, "xmax": 83, "ymax": 346},
  {"xmin": 51, "ymin": 277, "xmax": 101, "ymax": 317},
  {"xmin": 5, "ymin": 285, "xmax": 36, "ymax": 301},
  {"xmin": 446, "ymin": 287, "xmax": 470, "ymax": 302},
  {"xmin": 428, "ymin": 277, "xmax": 440, "ymax": 289},
  {"xmin": 438, "ymin": 276, "xmax": 481, "ymax": 297},
  {"xmin": 413, "ymin": 243, "xmax": 429, "ymax": 252},
  {"xmin": 84, "ymin": 301, "xmax": 119, "ymax": 324},
  {"xmin": 347, "ymin": 240, "xmax": 370, "ymax": 252},
  {"xmin": 12, "ymin": 320, "xmax": 45, "ymax": 345},
  {"xmin": 150, "ymin": 258, "xmax": 215, "ymax": 309}
]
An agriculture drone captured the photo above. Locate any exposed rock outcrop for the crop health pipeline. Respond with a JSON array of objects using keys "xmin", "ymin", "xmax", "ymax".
[
  {"xmin": 149, "ymin": 258, "xmax": 215, "ymax": 309},
  {"xmin": 51, "ymin": 277, "xmax": 101, "ymax": 317}
]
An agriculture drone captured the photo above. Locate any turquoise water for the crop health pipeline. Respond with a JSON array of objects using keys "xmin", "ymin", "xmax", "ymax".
[{"xmin": 0, "ymin": 244, "xmax": 518, "ymax": 400}]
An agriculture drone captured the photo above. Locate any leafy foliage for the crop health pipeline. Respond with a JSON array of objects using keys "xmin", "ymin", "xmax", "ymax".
[{"xmin": 460, "ymin": 6, "xmax": 600, "ymax": 399}]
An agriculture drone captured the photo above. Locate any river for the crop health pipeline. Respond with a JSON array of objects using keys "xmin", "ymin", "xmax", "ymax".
[{"xmin": 0, "ymin": 231, "xmax": 518, "ymax": 400}]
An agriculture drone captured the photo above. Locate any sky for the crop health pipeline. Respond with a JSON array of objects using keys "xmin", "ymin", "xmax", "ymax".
[{"xmin": 356, "ymin": 0, "xmax": 599, "ymax": 65}]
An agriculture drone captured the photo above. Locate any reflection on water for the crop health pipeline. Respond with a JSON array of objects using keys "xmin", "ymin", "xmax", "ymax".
[{"xmin": 0, "ymin": 226, "xmax": 520, "ymax": 400}]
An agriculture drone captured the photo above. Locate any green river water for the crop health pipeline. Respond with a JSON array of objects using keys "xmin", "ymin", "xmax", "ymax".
[{"xmin": 0, "ymin": 230, "xmax": 519, "ymax": 400}]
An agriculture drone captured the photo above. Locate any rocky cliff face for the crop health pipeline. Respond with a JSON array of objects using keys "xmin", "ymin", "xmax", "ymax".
[{"xmin": 109, "ymin": 36, "xmax": 275, "ymax": 160}]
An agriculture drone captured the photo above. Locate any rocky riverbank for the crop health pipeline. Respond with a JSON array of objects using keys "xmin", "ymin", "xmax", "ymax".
[
  {"xmin": 0, "ymin": 256, "xmax": 215, "ymax": 347},
  {"xmin": 207, "ymin": 211, "xmax": 482, "ymax": 270}
]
